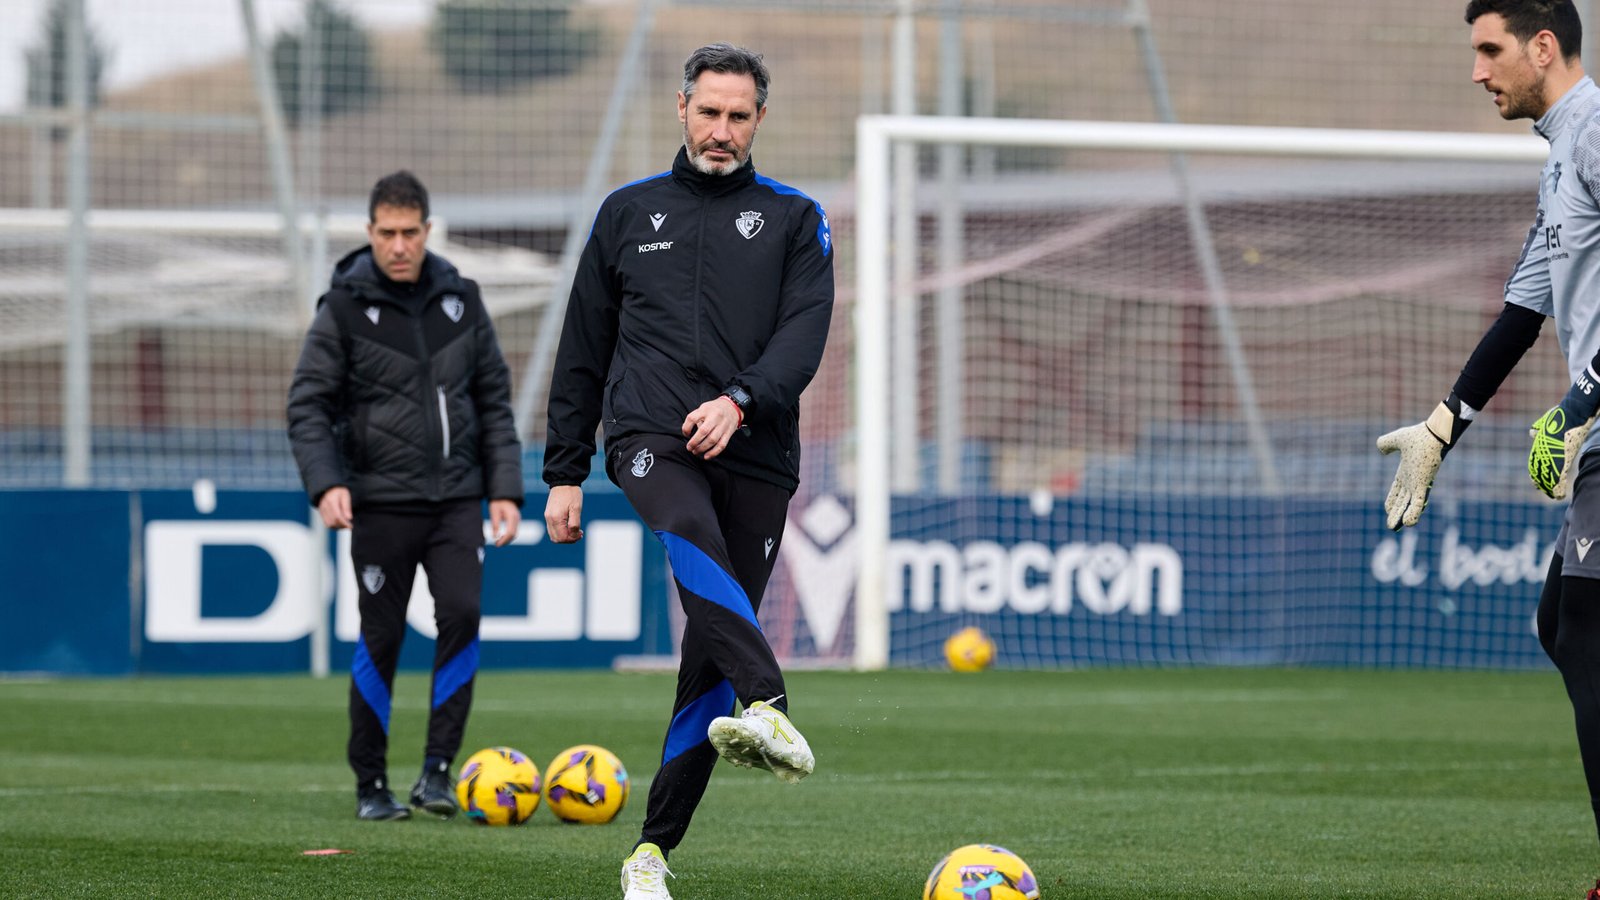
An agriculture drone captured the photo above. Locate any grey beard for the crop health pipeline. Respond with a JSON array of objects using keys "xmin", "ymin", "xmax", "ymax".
[{"xmin": 686, "ymin": 145, "xmax": 748, "ymax": 176}]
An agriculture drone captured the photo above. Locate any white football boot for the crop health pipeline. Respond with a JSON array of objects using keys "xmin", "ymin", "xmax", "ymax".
[
  {"xmin": 707, "ymin": 695, "xmax": 815, "ymax": 784},
  {"xmin": 621, "ymin": 842, "xmax": 673, "ymax": 900}
]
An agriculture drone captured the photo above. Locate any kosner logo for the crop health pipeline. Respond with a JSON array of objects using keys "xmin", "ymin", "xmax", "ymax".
[{"xmin": 780, "ymin": 496, "xmax": 1185, "ymax": 651}]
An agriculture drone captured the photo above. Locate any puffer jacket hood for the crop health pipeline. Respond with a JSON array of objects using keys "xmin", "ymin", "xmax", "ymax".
[{"xmin": 327, "ymin": 246, "xmax": 467, "ymax": 306}]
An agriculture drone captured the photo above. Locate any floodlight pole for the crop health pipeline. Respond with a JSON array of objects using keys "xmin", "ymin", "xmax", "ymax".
[
  {"xmin": 300, "ymin": 0, "xmax": 329, "ymax": 319},
  {"xmin": 239, "ymin": 0, "xmax": 308, "ymax": 311},
  {"xmin": 62, "ymin": 0, "xmax": 90, "ymax": 487},
  {"xmin": 1582, "ymin": 0, "xmax": 1596, "ymax": 71},
  {"xmin": 889, "ymin": 0, "xmax": 919, "ymax": 493},
  {"xmin": 1127, "ymin": 0, "xmax": 1283, "ymax": 494},
  {"xmin": 934, "ymin": 1, "xmax": 966, "ymax": 496},
  {"xmin": 514, "ymin": 0, "xmax": 659, "ymax": 444},
  {"xmin": 29, "ymin": 33, "xmax": 52, "ymax": 208}
]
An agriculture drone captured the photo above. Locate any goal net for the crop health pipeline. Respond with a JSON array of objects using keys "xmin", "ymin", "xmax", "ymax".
[{"xmin": 770, "ymin": 115, "xmax": 1564, "ymax": 671}]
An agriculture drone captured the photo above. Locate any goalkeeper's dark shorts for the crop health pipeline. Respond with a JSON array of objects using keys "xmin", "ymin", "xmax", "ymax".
[
  {"xmin": 1557, "ymin": 452, "xmax": 1600, "ymax": 580},
  {"xmin": 605, "ymin": 431, "xmax": 791, "ymax": 853}
]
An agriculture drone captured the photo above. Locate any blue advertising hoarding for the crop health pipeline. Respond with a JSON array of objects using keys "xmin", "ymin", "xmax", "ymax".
[
  {"xmin": 1, "ymin": 488, "xmax": 1566, "ymax": 674},
  {"xmin": 3, "ymin": 490, "xmax": 134, "ymax": 675},
  {"xmin": 2, "ymin": 489, "xmax": 671, "ymax": 675},
  {"xmin": 875, "ymin": 494, "xmax": 1559, "ymax": 669}
]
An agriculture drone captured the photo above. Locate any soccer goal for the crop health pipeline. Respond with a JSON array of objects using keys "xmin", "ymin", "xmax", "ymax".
[{"xmin": 840, "ymin": 115, "xmax": 1554, "ymax": 671}]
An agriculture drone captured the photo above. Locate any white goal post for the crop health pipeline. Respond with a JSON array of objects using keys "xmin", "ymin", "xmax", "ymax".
[{"xmin": 850, "ymin": 115, "xmax": 1549, "ymax": 671}]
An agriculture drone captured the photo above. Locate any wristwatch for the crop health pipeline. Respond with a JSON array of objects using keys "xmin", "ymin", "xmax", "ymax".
[{"xmin": 721, "ymin": 384, "xmax": 753, "ymax": 414}]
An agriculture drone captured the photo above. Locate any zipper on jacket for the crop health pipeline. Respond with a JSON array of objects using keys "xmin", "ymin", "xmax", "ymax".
[
  {"xmin": 692, "ymin": 197, "xmax": 708, "ymax": 377},
  {"xmin": 412, "ymin": 313, "xmax": 442, "ymax": 499},
  {"xmin": 436, "ymin": 386, "xmax": 450, "ymax": 460}
]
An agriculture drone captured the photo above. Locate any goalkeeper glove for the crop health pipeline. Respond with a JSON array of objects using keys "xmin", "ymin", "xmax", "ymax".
[
  {"xmin": 1529, "ymin": 366, "xmax": 1600, "ymax": 500},
  {"xmin": 1376, "ymin": 395, "xmax": 1472, "ymax": 531}
]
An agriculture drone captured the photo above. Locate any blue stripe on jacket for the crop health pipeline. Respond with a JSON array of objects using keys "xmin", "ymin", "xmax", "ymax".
[{"xmin": 754, "ymin": 173, "xmax": 832, "ymax": 256}]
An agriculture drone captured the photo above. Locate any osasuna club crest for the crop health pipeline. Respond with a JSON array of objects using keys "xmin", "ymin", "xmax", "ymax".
[
  {"xmin": 441, "ymin": 294, "xmax": 464, "ymax": 323},
  {"xmin": 361, "ymin": 565, "xmax": 386, "ymax": 594},
  {"xmin": 631, "ymin": 448, "xmax": 654, "ymax": 478},
  {"xmin": 736, "ymin": 210, "xmax": 764, "ymax": 240}
]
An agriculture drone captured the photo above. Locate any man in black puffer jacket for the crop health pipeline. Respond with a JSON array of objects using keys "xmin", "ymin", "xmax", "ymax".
[{"xmin": 287, "ymin": 170, "xmax": 523, "ymax": 822}]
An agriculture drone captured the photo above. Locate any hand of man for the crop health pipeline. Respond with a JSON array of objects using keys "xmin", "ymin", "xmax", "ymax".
[
  {"xmin": 545, "ymin": 485, "xmax": 584, "ymax": 543},
  {"xmin": 1376, "ymin": 400, "xmax": 1464, "ymax": 531},
  {"xmin": 1529, "ymin": 368, "xmax": 1600, "ymax": 500},
  {"xmin": 682, "ymin": 396, "xmax": 743, "ymax": 460},
  {"xmin": 317, "ymin": 486, "xmax": 353, "ymax": 530},
  {"xmin": 488, "ymin": 499, "xmax": 521, "ymax": 547}
]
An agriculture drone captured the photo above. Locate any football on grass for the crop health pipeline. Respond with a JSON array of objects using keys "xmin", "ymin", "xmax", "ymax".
[
  {"xmin": 456, "ymin": 746, "xmax": 541, "ymax": 826},
  {"xmin": 944, "ymin": 626, "xmax": 996, "ymax": 672},
  {"xmin": 543, "ymin": 744, "xmax": 630, "ymax": 824},
  {"xmin": 923, "ymin": 843, "xmax": 1039, "ymax": 899}
]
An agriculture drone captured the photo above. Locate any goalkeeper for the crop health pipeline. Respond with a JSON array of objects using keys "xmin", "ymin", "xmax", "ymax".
[{"xmin": 1381, "ymin": 3, "xmax": 1600, "ymax": 892}]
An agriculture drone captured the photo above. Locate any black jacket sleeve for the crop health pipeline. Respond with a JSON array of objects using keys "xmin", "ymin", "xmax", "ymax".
[
  {"xmin": 286, "ymin": 299, "xmax": 349, "ymax": 506},
  {"xmin": 729, "ymin": 201, "xmax": 834, "ymax": 424},
  {"xmin": 469, "ymin": 281, "xmax": 525, "ymax": 505},
  {"xmin": 544, "ymin": 219, "xmax": 622, "ymax": 486},
  {"xmin": 1451, "ymin": 301, "xmax": 1545, "ymax": 411}
]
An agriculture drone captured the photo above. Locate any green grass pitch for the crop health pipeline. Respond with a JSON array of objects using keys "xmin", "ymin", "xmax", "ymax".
[{"xmin": 1, "ymin": 667, "xmax": 1595, "ymax": 898}]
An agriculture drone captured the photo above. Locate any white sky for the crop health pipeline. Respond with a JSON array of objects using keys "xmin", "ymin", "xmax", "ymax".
[{"xmin": 0, "ymin": 0, "xmax": 433, "ymax": 112}]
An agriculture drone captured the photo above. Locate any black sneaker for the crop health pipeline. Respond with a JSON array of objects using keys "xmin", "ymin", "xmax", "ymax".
[
  {"xmin": 410, "ymin": 763, "xmax": 458, "ymax": 818},
  {"xmin": 355, "ymin": 781, "xmax": 411, "ymax": 821}
]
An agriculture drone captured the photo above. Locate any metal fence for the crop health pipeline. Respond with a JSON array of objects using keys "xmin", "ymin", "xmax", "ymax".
[{"xmin": 0, "ymin": 0, "xmax": 1562, "ymax": 488}]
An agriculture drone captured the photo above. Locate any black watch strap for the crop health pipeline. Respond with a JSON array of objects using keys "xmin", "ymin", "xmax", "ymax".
[{"xmin": 721, "ymin": 384, "xmax": 753, "ymax": 412}]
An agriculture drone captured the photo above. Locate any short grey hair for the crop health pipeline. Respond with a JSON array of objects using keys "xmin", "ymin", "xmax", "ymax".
[{"xmin": 681, "ymin": 43, "xmax": 770, "ymax": 109}]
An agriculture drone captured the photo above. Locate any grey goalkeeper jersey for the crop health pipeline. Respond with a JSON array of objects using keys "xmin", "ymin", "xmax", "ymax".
[{"xmin": 1506, "ymin": 77, "xmax": 1600, "ymax": 392}]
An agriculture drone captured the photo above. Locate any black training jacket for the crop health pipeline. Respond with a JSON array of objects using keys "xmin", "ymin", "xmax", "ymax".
[
  {"xmin": 287, "ymin": 247, "xmax": 524, "ymax": 509},
  {"xmin": 543, "ymin": 148, "xmax": 835, "ymax": 492}
]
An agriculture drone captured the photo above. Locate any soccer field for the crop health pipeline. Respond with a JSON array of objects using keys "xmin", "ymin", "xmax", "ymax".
[{"xmin": 0, "ymin": 667, "xmax": 1591, "ymax": 899}]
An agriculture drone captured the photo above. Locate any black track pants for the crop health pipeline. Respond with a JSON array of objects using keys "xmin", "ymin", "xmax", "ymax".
[
  {"xmin": 1537, "ymin": 455, "xmax": 1600, "ymax": 845},
  {"xmin": 347, "ymin": 499, "xmax": 483, "ymax": 790},
  {"xmin": 1538, "ymin": 553, "xmax": 1600, "ymax": 844},
  {"xmin": 607, "ymin": 433, "xmax": 791, "ymax": 854}
]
